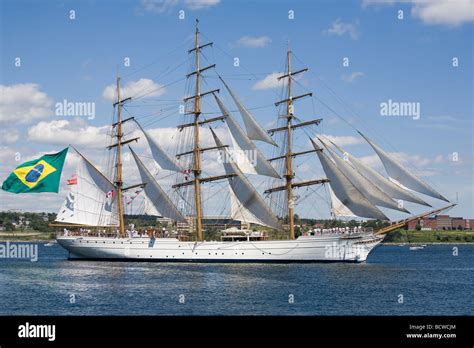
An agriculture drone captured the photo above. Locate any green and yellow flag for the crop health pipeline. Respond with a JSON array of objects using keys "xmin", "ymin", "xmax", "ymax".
[{"xmin": 2, "ymin": 148, "xmax": 68, "ymax": 194}]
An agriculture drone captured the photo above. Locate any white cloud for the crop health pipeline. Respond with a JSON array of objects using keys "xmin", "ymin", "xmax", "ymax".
[
  {"xmin": 318, "ymin": 134, "xmax": 365, "ymax": 147},
  {"xmin": 140, "ymin": 0, "xmax": 219, "ymax": 13},
  {"xmin": 342, "ymin": 72, "xmax": 365, "ymax": 83},
  {"xmin": 323, "ymin": 18, "xmax": 359, "ymax": 40},
  {"xmin": 184, "ymin": 0, "xmax": 220, "ymax": 10},
  {"xmin": 0, "ymin": 129, "xmax": 19, "ymax": 144},
  {"xmin": 27, "ymin": 119, "xmax": 110, "ymax": 148},
  {"xmin": 102, "ymin": 78, "xmax": 165, "ymax": 102},
  {"xmin": 412, "ymin": 0, "xmax": 474, "ymax": 26},
  {"xmin": 359, "ymin": 151, "xmax": 446, "ymax": 177},
  {"xmin": 236, "ymin": 36, "xmax": 272, "ymax": 48},
  {"xmin": 362, "ymin": 0, "xmax": 474, "ymax": 27},
  {"xmin": 416, "ymin": 115, "xmax": 473, "ymax": 132},
  {"xmin": 0, "ymin": 83, "xmax": 53, "ymax": 124},
  {"xmin": 252, "ymin": 72, "xmax": 286, "ymax": 90},
  {"xmin": 140, "ymin": 0, "xmax": 179, "ymax": 13}
]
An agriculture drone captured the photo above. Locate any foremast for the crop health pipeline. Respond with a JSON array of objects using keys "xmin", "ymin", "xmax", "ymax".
[{"xmin": 109, "ymin": 77, "xmax": 137, "ymax": 237}]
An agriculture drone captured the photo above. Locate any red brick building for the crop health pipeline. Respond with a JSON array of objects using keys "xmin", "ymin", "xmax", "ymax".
[{"xmin": 407, "ymin": 215, "xmax": 472, "ymax": 230}]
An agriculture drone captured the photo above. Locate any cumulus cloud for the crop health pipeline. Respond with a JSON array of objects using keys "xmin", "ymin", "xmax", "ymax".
[
  {"xmin": 102, "ymin": 78, "xmax": 165, "ymax": 102},
  {"xmin": 252, "ymin": 72, "xmax": 286, "ymax": 90},
  {"xmin": 323, "ymin": 18, "xmax": 359, "ymax": 40},
  {"xmin": 341, "ymin": 72, "xmax": 365, "ymax": 83},
  {"xmin": 27, "ymin": 119, "xmax": 110, "ymax": 148},
  {"xmin": 236, "ymin": 36, "xmax": 272, "ymax": 48},
  {"xmin": 140, "ymin": 0, "xmax": 219, "ymax": 13},
  {"xmin": 0, "ymin": 129, "xmax": 20, "ymax": 144},
  {"xmin": 318, "ymin": 134, "xmax": 365, "ymax": 147},
  {"xmin": 0, "ymin": 83, "xmax": 53, "ymax": 124},
  {"xmin": 362, "ymin": 0, "xmax": 474, "ymax": 27},
  {"xmin": 184, "ymin": 0, "xmax": 220, "ymax": 10},
  {"xmin": 358, "ymin": 151, "xmax": 446, "ymax": 177}
]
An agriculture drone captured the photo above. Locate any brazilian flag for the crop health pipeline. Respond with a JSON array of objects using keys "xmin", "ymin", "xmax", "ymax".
[{"xmin": 2, "ymin": 148, "xmax": 68, "ymax": 194}]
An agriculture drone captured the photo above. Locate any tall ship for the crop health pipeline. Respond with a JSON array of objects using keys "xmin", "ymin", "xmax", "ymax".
[{"xmin": 55, "ymin": 23, "xmax": 454, "ymax": 262}]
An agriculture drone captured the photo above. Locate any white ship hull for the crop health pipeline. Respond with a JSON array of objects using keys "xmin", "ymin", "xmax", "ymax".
[{"xmin": 56, "ymin": 233, "xmax": 384, "ymax": 262}]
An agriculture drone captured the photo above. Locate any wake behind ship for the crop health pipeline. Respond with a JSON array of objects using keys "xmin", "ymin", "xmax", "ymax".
[{"xmin": 54, "ymin": 23, "xmax": 454, "ymax": 263}]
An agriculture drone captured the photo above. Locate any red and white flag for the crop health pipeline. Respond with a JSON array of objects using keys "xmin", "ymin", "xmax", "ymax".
[{"xmin": 67, "ymin": 174, "xmax": 77, "ymax": 185}]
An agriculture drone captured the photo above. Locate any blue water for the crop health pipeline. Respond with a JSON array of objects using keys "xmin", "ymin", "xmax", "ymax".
[{"xmin": 0, "ymin": 243, "xmax": 472, "ymax": 315}]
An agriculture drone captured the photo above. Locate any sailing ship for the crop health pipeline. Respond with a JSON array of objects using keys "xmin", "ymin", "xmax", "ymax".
[{"xmin": 55, "ymin": 23, "xmax": 454, "ymax": 262}]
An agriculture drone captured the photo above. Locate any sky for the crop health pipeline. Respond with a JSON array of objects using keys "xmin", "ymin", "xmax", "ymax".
[{"xmin": 0, "ymin": 0, "xmax": 473, "ymax": 220}]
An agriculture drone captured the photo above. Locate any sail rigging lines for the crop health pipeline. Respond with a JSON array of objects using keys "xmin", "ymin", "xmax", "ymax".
[
  {"xmin": 358, "ymin": 132, "xmax": 450, "ymax": 203},
  {"xmin": 121, "ymin": 36, "xmax": 194, "ymax": 79},
  {"xmin": 291, "ymin": 52, "xmax": 447, "ymax": 196},
  {"xmin": 322, "ymin": 136, "xmax": 431, "ymax": 207},
  {"xmin": 56, "ymin": 147, "xmax": 119, "ymax": 227},
  {"xmin": 311, "ymin": 139, "xmax": 388, "ymax": 220}
]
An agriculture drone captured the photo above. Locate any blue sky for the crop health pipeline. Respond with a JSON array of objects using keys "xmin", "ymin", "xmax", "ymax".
[{"xmin": 1, "ymin": 0, "xmax": 472, "ymax": 219}]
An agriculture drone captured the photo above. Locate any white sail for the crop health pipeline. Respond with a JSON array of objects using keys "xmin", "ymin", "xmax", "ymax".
[
  {"xmin": 311, "ymin": 139, "xmax": 388, "ymax": 220},
  {"xmin": 220, "ymin": 77, "xmax": 277, "ymax": 146},
  {"xmin": 56, "ymin": 152, "xmax": 119, "ymax": 226},
  {"xmin": 229, "ymin": 186, "xmax": 265, "ymax": 226},
  {"xmin": 129, "ymin": 147, "xmax": 186, "ymax": 222},
  {"xmin": 214, "ymin": 95, "xmax": 280, "ymax": 178},
  {"xmin": 359, "ymin": 132, "xmax": 449, "ymax": 202},
  {"xmin": 135, "ymin": 120, "xmax": 181, "ymax": 172},
  {"xmin": 319, "ymin": 138, "xmax": 409, "ymax": 213},
  {"xmin": 328, "ymin": 186, "xmax": 358, "ymax": 218},
  {"xmin": 211, "ymin": 129, "xmax": 283, "ymax": 230},
  {"xmin": 325, "ymin": 138, "xmax": 431, "ymax": 207},
  {"xmin": 143, "ymin": 194, "xmax": 161, "ymax": 216}
]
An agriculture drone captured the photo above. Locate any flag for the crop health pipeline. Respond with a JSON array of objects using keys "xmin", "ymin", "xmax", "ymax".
[
  {"xmin": 2, "ymin": 148, "xmax": 69, "ymax": 194},
  {"xmin": 67, "ymin": 174, "xmax": 77, "ymax": 185}
]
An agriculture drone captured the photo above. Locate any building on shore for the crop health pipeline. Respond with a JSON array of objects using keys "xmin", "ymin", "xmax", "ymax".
[{"xmin": 407, "ymin": 215, "xmax": 473, "ymax": 230}]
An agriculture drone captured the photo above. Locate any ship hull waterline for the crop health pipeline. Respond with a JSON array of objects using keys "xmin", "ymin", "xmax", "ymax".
[{"xmin": 56, "ymin": 233, "xmax": 384, "ymax": 263}]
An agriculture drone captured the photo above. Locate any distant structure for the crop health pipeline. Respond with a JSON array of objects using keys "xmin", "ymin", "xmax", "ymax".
[{"xmin": 407, "ymin": 215, "xmax": 473, "ymax": 230}]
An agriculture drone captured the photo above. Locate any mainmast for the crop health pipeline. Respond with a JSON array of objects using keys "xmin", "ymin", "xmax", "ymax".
[
  {"xmin": 115, "ymin": 77, "xmax": 126, "ymax": 236},
  {"xmin": 175, "ymin": 20, "xmax": 219, "ymax": 241},
  {"xmin": 266, "ymin": 47, "xmax": 327, "ymax": 239},
  {"xmin": 193, "ymin": 23, "xmax": 204, "ymax": 241},
  {"xmin": 284, "ymin": 48, "xmax": 295, "ymax": 239}
]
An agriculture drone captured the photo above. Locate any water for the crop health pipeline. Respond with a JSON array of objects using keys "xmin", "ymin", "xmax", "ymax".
[{"xmin": 0, "ymin": 243, "xmax": 472, "ymax": 315}]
